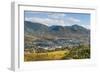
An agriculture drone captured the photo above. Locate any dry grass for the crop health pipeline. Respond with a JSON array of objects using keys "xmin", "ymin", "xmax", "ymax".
[{"xmin": 24, "ymin": 50, "xmax": 69, "ymax": 61}]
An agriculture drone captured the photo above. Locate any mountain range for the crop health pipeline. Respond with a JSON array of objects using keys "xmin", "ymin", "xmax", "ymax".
[{"xmin": 24, "ymin": 21, "xmax": 90, "ymax": 40}]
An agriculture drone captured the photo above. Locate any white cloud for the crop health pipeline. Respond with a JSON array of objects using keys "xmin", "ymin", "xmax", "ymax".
[
  {"xmin": 69, "ymin": 17, "xmax": 80, "ymax": 22},
  {"xmin": 25, "ymin": 16, "xmax": 81, "ymax": 27},
  {"xmin": 25, "ymin": 17, "xmax": 66, "ymax": 26},
  {"xmin": 81, "ymin": 24, "xmax": 90, "ymax": 29},
  {"xmin": 25, "ymin": 17, "xmax": 33, "ymax": 21},
  {"xmin": 47, "ymin": 13, "xmax": 66, "ymax": 19},
  {"xmin": 65, "ymin": 17, "xmax": 80, "ymax": 25}
]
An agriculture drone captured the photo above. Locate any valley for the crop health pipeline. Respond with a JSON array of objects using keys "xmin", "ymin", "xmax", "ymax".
[{"xmin": 24, "ymin": 21, "xmax": 90, "ymax": 61}]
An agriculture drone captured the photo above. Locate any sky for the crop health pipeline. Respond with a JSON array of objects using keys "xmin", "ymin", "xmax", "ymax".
[{"xmin": 24, "ymin": 11, "xmax": 90, "ymax": 29}]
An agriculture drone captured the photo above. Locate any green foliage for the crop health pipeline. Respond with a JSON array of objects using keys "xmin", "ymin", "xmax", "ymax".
[{"xmin": 62, "ymin": 45, "xmax": 90, "ymax": 59}]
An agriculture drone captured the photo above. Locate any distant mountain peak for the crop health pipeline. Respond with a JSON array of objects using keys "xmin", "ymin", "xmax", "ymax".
[
  {"xmin": 72, "ymin": 24, "xmax": 83, "ymax": 28},
  {"xmin": 49, "ymin": 25, "xmax": 64, "ymax": 31}
]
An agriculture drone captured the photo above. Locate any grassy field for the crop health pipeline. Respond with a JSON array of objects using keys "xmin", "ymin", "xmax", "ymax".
[
  {"xmin": 24, "ymin": 45, "xmax": 90, "ymax": 61},
  {"xmin": 24, "ymin": 50, "xmax": 70, "ymax": 61}
]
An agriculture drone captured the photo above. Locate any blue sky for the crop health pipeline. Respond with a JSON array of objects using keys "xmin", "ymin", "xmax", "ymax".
[{"xmin": 24, "ymin": 11, "xmax": 90, "ymax": 29}]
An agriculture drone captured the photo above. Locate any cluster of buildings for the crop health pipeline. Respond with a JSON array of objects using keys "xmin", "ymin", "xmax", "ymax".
[{"xmin": 31, "ymin": 39, "xmax": 81, "ymax": 50}]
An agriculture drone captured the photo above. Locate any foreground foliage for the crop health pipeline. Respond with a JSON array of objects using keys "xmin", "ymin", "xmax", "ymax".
[{"xmin": 24, "ymin": 45, "xmax": 90, "ymax": 61}]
